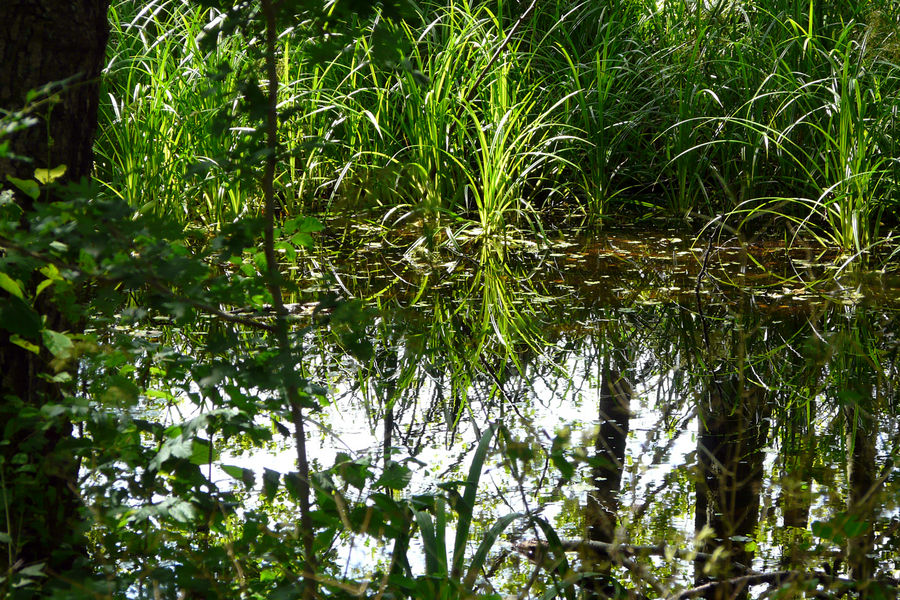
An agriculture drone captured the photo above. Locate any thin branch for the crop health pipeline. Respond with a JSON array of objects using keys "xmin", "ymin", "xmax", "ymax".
[
  {"xmin": 515, "ymin": 538, "xmax": 736, "ymax": 568},
  {"xmin": 259, "ymin": 2, "xmax": 316, "ymax": 599},
  {"xmin": 664, "ymin": 570, "xmax": 860, "ymax": 600}
]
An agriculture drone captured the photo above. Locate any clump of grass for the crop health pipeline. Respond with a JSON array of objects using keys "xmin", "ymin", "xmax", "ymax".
[
  {"xmin": 96, "ymin": 0, "xmax": 900, "ymax": 259},
  {"xmin": 722, "ymin": 15, "xmax": 898, "ymax": 252},
  {"xmin": 96, "ymin": 0, "xmax": 251, "ymax": 227}
]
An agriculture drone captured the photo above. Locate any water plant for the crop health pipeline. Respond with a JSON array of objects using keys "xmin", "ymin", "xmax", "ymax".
[
  {"xmin": 93, "ymin": 0, "xmax": 900, "ymax": 257},
  {"xmin": 96, "ymin": 0, "xmax": 251, "ymax": 226},
  {"xmin": 409, "ymin": 424, "xmax": 519, "ymax": 597}
]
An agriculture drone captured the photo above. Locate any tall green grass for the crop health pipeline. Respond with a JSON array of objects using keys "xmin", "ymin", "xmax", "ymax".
[
  {"xmin": 94, "ymin": 0, "xmax": 900, "ymax": 257},
  {"xmin": 96, "ymin": 0, "xmax": 252, "ymax": 226},
  {"xmin": 703, "ymin": 11, "xmax": 899, "ymax": 252}
]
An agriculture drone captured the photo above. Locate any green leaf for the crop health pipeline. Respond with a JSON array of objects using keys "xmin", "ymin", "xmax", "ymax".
[
  {"xmin": 0, "ymin": 296, "xmax": 40, "ymax": 339},
  {"xmin": 272, "ymin": 419, "xmax": 291, "ymax": 437},
  {"xmin": 286, "ymin": 216, "xmax": 323, "ymax": 234},
  {"xmin": 531, "ymin": 516, "xmax": 577, "ymax": 600},
  {"xmin": 464, "ymin": 512, "xmax": 522, "ymax": 589},
  {"xmin": 0, "ymin": 531, "xmax": 11, "ymax": 544},
  {"xmin": 0, "ymin": 272, "xmax": 24, "ymax": 299},
  {"xmin": 9, "ymin": 334, "xmax": 40, "ymax": 354},
  {"xmin": 290, "ymin": 232, "xmax": 314, "ymax": 248},
  {"xmin": 415, "ymin": 506, "xmax": 447, "ymax": 576},
  {"xmin": 452, "ymin": 423, "xmax": 498, "ymax": 577},
  {"xmin": 17, "ymin": 563, "xmax": 46, "ymax": 578},
  {"xmin": 336, "ymin": 453, "xmax": 372, "ymax": 490},
  {"xmin": 263, "ymin": 468, "xmax": 280, "ymax": 501},
  {"xmin": 222, "ymin": 465, "xmax": 257, "ymax": 489},
  {"xmin": 812, "ymin": 520, "xmax": 840, "ymax": 543},
  {"xmin": 165, "ymin": 499, "xmax": 198, "ymax": 523},
  {"xmin": 101, "ymin": 375, "xmax": 140, "ymax": 405},
  {"xmin": 190, "ymin": 438, "xmax": 217, "ymax": 465},
  {"xmin": 39, "ymin": 263, "xmax": 62, "ymax": 280},
  {"xmin": 222, "ymin": 464, "xmax": 244, "ymax": 479},
  {"xmin": 42, "ymin": 329, "xmax": 74, "ymax": 358},
  {"xmin": 550, "ymin": 448, "xmax": 575, "ymax": 481},
  {"xmin": 376, "ymin": 461, "xmax": 412, "ymax": 491},
  {"xmin": 841, "ymin": 514, "xmax": 868, "ymax": 537},
  {"xmin": 284, "ymin": 472, "xmax": 303, "ymax": 500},
  {"xmin": 35, "ymin": 277, "xmax": 55, "ymax": 297},
  {"xmin": 34, "ymin": 164, "xmax": 67, "ymax": 184},
  {"xmin": 6, "ymin": 175, "xmax": 39, "ymax": 200},
  {"xmin": 241, "ymin": 467, "xmax": 256, "ymax": 489}
]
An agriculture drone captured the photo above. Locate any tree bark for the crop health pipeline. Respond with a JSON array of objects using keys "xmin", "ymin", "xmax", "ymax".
[
  {"xmin": 0, "ymin": 0, "xmax": 109, "ymax": 580},
  {"xmin": 0, "ymin": 0, "xmax": 109, "ymax": 190},
  {"xmin": 779, "ymin": 401, "xmax": 815, "ymax": 568},
  {"xmin": 845, "ymin": 396, "xmax": 878, "ymax": 595},
  {"xmin": 587, "ymin": 365, "xmax": 631, "ymax": 545}
]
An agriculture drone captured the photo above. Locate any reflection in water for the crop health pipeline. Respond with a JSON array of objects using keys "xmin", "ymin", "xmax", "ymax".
[
  {"xmin": 695, "ymin": 373, "xmax": 768, "ymax": 599},
  {"xmin": 295, "ymin": 230, "xmax": 900, "ymax": 598}
]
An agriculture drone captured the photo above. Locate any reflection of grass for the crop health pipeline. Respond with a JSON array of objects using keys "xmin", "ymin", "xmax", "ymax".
[
  {"xmin": 331, "ymin": 243, "xmax": 554, "ymax": 432},
  {"xmin": 473, "ymin": 247, "xmax": 546, "ymax": 356}
]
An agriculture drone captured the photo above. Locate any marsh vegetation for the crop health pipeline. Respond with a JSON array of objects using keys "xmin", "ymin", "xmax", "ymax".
[{"xmin": 2, "ymin": 0, "xmax": 900, "ymax": 598}]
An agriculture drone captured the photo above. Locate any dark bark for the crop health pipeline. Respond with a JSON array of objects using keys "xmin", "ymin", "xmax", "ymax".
[
  {"xmin": 0, "ymin": 0, "xmax": 109, "ymax": 193},
  {"xmin": 0, "ymin": 0, "xmax": 109, "ymax": 580},
  {"xmin": 694, "ymin": 374, "xmax": 769, "ymax": 600},
  {"xmin": 845, "ymin": 397, "xmax": 878, "ymax": 595},
  {"xmin": 586, "ymin": 366, "xmax": 631, "ymax": 545},
  {"xmin": 583, "ymin": 362, "xmax": 632, "ymax": 597},
  {"xmin": 835, "ymin": 311, "xmax": 881, "ymax": 597}
]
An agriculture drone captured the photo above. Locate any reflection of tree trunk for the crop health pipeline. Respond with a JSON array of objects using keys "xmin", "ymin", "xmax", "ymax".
[
  {"xmin": 694, "ymin": 374, "xmax": 769, "ymax": 600},
  {"xmin": 779, "ymin": 400, "xmax": 815, "ymax": 568},
  {"xmin": 583, "ymin": 364, "xmax": 632, "ymax": 593},
  {"xmin": 845, "ymin": 399, "xmax": 877, "ymax": 594}
]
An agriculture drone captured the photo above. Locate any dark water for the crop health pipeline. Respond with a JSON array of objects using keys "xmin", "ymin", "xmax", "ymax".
[{"xmin": 257, "ymin": 222, "xmax": 900, "ymax": 598}]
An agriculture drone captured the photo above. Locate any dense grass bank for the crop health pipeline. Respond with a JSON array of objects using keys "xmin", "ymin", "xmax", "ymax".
[{"xmin": 95, "ymin": 0, "xmax": 900, "ymax": 254}]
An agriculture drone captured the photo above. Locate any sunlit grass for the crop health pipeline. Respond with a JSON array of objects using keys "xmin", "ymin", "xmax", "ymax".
[
  {"xmin": 96, "ymin": 0, "xmax": 251, "ymax": 227},
  {"xmin": 94, "ymin": 0, "xmax": 900, "ymax": 260}
]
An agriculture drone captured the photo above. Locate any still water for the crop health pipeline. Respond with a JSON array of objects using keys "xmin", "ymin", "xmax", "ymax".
[{"xmin": 233, "ymin": 223, "xmax": 900, "ymax": 599}]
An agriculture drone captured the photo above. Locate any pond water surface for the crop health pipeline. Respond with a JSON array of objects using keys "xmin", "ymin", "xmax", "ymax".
[{"xmin": 233, "ymin": 221, "xmax": 900, "ymax": 599}]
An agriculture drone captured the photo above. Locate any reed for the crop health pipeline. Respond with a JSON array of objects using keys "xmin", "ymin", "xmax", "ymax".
[
  {"xmin": 94, "ymin": 0, "xmax": 900, "ymax": 257},
  {"xmin": 96, "ymin": 0, "xmax": 251, "ymax": 226}
]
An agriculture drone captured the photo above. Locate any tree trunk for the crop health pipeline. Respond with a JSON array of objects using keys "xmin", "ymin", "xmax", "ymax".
[
  {"xmin": 779, "ymin": 401, "xmax": 815, "ymax": 568},
  {"xmin": 0, "ymin": 0, "xmax": 109, "ymax": 581},
  {"xmin": 0, "ymin": 0, "xmax": 109, "ymax": 190},
  {"xmin": 586, "ymin": 365, "xmax": 631, "ymax": 545},
  {"xmin": 845, "ymin": 396, "xmax": 878, "ymax": 596}
]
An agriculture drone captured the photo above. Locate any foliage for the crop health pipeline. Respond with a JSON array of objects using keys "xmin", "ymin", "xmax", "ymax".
[
  {"xmin": 5, "ymin": 0, "xmax": 900, "ymax": 599},
  {"xmin": 93, "ymin": 0, "xmax": 900, "ymax": 261}
]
